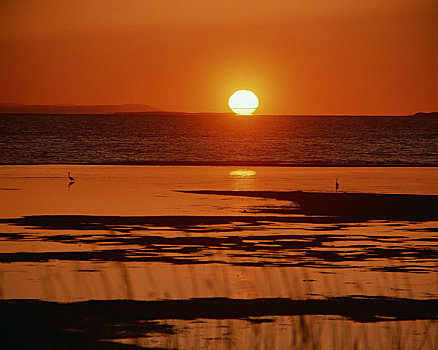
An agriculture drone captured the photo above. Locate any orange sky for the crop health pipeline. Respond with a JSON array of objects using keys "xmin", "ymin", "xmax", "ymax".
[{"xmin": 1, "ymin": 0, "xmax": 437, "ymax": 115}]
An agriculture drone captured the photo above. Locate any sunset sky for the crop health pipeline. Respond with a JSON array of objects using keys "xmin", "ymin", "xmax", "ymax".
[{"xmin": 1, "ymin": 0, "xmax": 437, "ymax": 115}]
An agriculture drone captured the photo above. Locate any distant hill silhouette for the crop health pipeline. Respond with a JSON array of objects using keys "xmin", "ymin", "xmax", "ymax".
[
  {"xmin": 0, "ymin": 103, "xmax": 159, "ymax": 114},
  {"xmin": 413, "ymin": 112, "xmax": 438, "ymax": 117}
]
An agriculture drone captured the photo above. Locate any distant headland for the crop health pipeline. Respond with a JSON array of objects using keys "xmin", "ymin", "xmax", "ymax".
[
  {"xmin": 413, "ymin": 112, "xmax": 438, "ymax": 118},
  {"xmin": 0, "ymin": 103, "xmax": 437, "ymax": 117},
  {"xmin": 0, "ymin": 103, "xmax": 159, "ymax": 114}
]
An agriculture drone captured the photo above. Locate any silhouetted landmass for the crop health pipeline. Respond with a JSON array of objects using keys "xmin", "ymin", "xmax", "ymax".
[
  {"xmin": 0, "ymin": 104, "xmax": 428, "ymax": 117},
  {"xmin": 183, "ymin": 191, "xmax": 438, "ymax": 221},
  {"xmin": 0, "ymin": 297, "xmax": 436, "ymax": 349},
  {"xmin": 113, "ymin": 111, "xmax": 232, "ymax": 117},
  {"xmin": 413, "ymin": 112, "xmax": 438, "ymax": 117},
  {"xmin": 0, "ymin": 214, "xmax": 358, "ymax": 231},
  {"xmin": 0, "ymin": 103, "xmax": 159, "ymax": 114}
]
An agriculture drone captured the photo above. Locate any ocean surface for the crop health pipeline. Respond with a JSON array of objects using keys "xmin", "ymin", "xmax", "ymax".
[{"xmin": 1, "ymin": 114, "xmax": 437, "ymax": 165}]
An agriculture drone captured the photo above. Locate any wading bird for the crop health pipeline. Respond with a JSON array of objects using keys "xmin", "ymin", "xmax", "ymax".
[
  {"xmin": 68, "ymin": 172, "xmax": 75, "ymax": 182},
  {"xmin": 335, "ymin": 178, "xmax": 339, "ymax": 192}
]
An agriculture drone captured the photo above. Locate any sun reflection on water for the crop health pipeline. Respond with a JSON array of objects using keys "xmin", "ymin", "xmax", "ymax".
[
  {"xmin": 229, "ymin": 169, "xmax": 257, "ymax": 190},
  {"xmin": 229, "ymin": 169, "xmax": 257, "ymax": 177}
]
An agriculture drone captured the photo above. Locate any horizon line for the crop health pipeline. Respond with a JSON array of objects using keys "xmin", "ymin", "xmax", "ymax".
[
  {"xmin": 0, "ymin": 102, "xmax": 436, "ymax": 117},
  {"xmin": 0, "ymin": 111, "xmax": 434, "ymax": 117},
  {"xmin": 1, "ymin": 161, "xmax": 437, "ymax": 167}
]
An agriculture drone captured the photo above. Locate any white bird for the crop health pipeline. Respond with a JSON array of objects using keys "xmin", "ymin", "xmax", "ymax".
[{"xmin": 67, "ymin": 172, "xmax": 75, "ymax": 182}]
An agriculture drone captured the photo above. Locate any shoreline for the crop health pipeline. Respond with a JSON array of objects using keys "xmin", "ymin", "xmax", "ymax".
[{"xmin": 2, "ymin": 162, "xmax": 438, "ymax": 167}]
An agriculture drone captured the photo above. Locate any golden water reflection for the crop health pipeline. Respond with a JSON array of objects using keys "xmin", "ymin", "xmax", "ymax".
[
  {"xmin": 229, "ymin": 169, "xmax": 257, "ymax": 177},
  {"xmin": 229, "ymin": 169, "xmax": 257, "ymax": 191}
]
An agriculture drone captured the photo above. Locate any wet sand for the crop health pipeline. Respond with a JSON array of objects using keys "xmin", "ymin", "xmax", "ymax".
[{"xmin": 0, "ymin": 166, "xmax": 437, "ymax": 349}]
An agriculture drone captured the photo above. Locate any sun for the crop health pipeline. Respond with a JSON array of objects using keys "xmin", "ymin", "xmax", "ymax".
[{"xmin": 228, "ymin": 90, "xmax": 259, "ymax": 115}]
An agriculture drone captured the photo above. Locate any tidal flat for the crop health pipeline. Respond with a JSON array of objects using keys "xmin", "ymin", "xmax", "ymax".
[{"xmin": 0, "ymin": 165, "xmax": 437, "ymax": 349}]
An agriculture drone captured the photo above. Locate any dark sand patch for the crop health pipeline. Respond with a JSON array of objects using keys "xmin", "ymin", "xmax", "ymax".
[
  {"xmin": 1, "ymin": 215, "xmax": 436, "ymax": 270},
  {"xmin": 0, "ymin": 214, "xmax": 359, "ymax": 232},
  {"xmin": 182, "ymin": 191, "xmax": 438, "ymax": 221},
  {"xmin": 2, "ymin": 296, "xmax": 437, "ymax": 323},
  {"xmin": 0, "ymin": 242, "xmax": 435, "ymax": 270},
  {"xmin": 1, "ymin": 296, "xmax": 436, "ymax": 349}
]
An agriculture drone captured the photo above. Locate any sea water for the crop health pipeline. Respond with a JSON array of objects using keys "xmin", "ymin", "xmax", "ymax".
[{"xmin": 1, "ymin": 114, "xmax": 437, "ymax": 165}]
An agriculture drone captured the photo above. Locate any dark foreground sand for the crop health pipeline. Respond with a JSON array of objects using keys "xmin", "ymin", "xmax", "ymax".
[{"xmin": 1, "ymin": 297, "xmax": 437, "ymax": 349}]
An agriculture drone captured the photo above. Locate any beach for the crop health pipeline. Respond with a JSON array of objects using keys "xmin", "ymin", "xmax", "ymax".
[{"xmin": 0, "ymin": 165, "xmax": 437, "ymax": 349}]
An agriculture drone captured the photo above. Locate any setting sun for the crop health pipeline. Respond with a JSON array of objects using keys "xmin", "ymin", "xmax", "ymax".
[
  {"xmin": 1, "ymin": 2, "xmax": 437, "ymax": 348},
  {"xmin": 228, "ymin": 90, "xmax": 259, "ymax": 115}
]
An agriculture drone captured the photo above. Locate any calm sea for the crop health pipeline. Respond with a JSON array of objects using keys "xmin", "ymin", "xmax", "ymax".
[{"xmin": 0, "ymin": 114, "xmax": 437, "ymax": 165}]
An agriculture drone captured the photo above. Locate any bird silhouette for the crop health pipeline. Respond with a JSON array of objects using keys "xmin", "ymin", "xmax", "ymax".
[
  {"xmin": 67, "ymin": 172, "xmax": 75, "ymax": 182},
  {"xmin": 335, "ymin": 178, "xmax": 339, "ymax": 192}
]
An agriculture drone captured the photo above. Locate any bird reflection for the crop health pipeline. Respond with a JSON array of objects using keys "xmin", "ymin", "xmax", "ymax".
[{"xmin": 67, "ymin": 181, "xmax": 75, "ymax": 191}]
